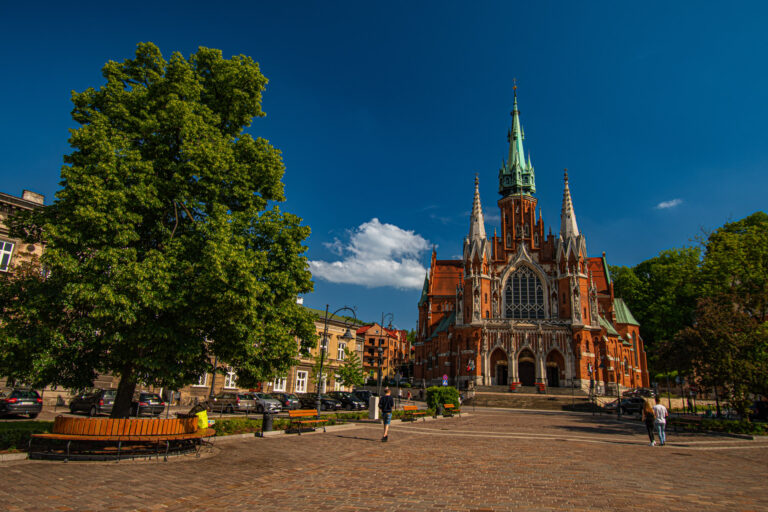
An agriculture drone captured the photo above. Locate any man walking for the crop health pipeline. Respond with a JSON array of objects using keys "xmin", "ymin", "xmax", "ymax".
[
  {"xmin": 379, "ymin": 387, "xmax": 394, "ymax": 442},
  {"xmin": 652, "ymin": 396, "xmax": 669, "ymax": 446}
]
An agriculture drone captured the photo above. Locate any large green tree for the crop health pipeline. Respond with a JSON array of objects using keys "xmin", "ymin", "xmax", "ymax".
[
  {"xmin": 335, "ymin": 346, "xmax": 365, "ymax": 389},
  {"xmin": 0, "ymin": 43, "xmax": 317, "ymax": 417}
]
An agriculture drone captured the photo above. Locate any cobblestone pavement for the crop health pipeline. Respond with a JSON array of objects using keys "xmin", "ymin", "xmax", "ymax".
[{"xmin": 2, "ymin": 409, "xmax": 767, "ymax": 511}]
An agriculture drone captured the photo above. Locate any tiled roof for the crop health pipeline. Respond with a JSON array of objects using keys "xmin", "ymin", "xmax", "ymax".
[{"xmin": 613, "ymin": 298, "xmax": 640, "ymax": 326}]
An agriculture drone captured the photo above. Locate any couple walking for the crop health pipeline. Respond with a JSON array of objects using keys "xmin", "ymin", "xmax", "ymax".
[{"xmin": 641, "ymin": 396, "xmax": 669, "ymax": 446}]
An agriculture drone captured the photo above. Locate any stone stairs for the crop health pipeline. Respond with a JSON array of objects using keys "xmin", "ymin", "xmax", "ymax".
[{"xmin": 467, "ymin": 386, "xmax": 592, "ymax": 411}]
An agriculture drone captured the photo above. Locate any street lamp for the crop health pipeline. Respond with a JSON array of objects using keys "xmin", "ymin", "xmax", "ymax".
[
  {"xmin": 316, "ymin": 304, "xmax": 357, "ymax": 418},
  {"xmin": 378, "ymin": 312, "xmax": 393, "ymax": 395}
]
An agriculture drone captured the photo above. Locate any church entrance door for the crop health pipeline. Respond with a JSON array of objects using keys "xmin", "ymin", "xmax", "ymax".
[
  {"xmin": 496, "ymin": 364, "xmax": 508, "ymax": 385},
  {"xmin": 546, "ymin": 366, "xmax": 560, "ymax": 387},
  {"xmin": 518, "ymin": 349, "xmax": 536, "ymax": 387},
  {"xmin": 489, "ymin": 347, "xmax": 508, "ymax": 386}
]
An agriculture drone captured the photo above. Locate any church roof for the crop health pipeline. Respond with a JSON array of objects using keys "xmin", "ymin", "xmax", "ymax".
[
  {"xmin": 427, "ymin": 312, "xmax": 455, "ymax": 340},
  {"xmin": 599, "ymin": 315, "xmax": 619, "ymax": 336},
  {"xmin": 431, "ymin": 260, "xmax": 463, "ymax": 296},
  {"xmin": 499, "ymin": 86, "xmax": 536, "ymax": 197},
  {"xmin": 613, "ymin": 298, "xmax": 640, "ymax": 326},
  {"xmin": 417, "ymin": 273, "xmax": 429, "ymax": 307}
]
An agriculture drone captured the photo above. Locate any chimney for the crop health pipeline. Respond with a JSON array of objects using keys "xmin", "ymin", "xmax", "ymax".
[{"xmin": 22, "ymin": 190, "xmax": 44, "ymax": 205}]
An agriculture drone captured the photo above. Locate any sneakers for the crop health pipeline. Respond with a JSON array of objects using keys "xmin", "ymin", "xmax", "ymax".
[
  {"xmin": 381, "ymin": 436, "xmax": 388, "ymax": 442},
  {"xmin": 649, "ymin": 441, "xmax": 656, "ymax": 446}
]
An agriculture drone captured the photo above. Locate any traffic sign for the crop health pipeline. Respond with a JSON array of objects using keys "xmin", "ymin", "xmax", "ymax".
[{"xmin": 442, "ymin": 374, "xmax": 448, "ymax": 386}]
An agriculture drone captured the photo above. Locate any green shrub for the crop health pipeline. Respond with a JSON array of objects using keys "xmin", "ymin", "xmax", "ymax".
[
  {"xmin": 0, "ymin": 421, "xmax": 54, "ymax": 451},
  {"xmin": 425, "ymin": 386, "xmax": 459, "ymax": 409}
]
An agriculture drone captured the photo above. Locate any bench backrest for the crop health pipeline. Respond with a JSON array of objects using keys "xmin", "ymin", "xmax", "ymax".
[
  {"xmin": 289, "ymin": 409, "xmax": 319, "ymax": 418},
  {"xmin": 444, "ymin": 404, "xmax": 456, "ymax": 409},
  {"xmin": 52, "ymin": 416, "xmax": 198, "ymax": 436},
  {"xmin": 402, "ymin": 405, "xmax": 418, "ymax": 411}
]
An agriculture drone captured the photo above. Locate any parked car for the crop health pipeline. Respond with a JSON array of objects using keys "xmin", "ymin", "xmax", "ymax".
[
  {"xmin": 205, "ymin": 392, "xmax": 256, "ymax": 414},
  {"xmin": 622, "ymin": 387, "xmax": 655, "ymax": 398},
  {"xmin": 131, "ymin": 392, "xmax": 166, "ymax": 417},
  {"xmin": 272, "ymin": 392, "xmax": 301, "ymax": 411},
  {"xmin": 298, "ymin": 393, "xmax": 343, "ymax": 411},
  {"xmin": 69, "ymin": 388, "xmax": 116, "ymax": 416},
  {"xmin": 605, "ymin": 397, "xmax": 646, "ymax": 415},
  {"xmin": 749, "ymin": 401, "xmax": 768, "ymax": 422},
  {"xmin": 328, "ymin": 391, "xmax": 366, "ymax": 410},
  {"xmin": 352, "ymin": 390, "xmax": 377, "ymax": 405},
  {"xmin": 352, "ymin": 389, "xmax": 379, "ymax": 407},
  {"xmin": 0, "ymin": 388, "xmax": 43, "ymax": 418},
  {"xmin": 250, "ymin": 392, "xmax": 282, "ymax": 413}
]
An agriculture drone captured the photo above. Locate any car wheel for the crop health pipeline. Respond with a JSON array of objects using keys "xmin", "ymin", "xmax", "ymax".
[
  {"xmin": 227, "ymin": 405, "xmax": 234, "ymax": 414},
  {"xmin": 28, "ymin": 413, "xmax": 39, "ymax": 419},
  {"xmin": 69, "ymin": 406, "xmax": 77, "ymax": 414},
  {"xmin": 89, "ymin": 406, "xmax": 97, "ymax": 417},
  {"xmin": 256, "ymin": 404, "xmax": 264, "ymax": 413}
]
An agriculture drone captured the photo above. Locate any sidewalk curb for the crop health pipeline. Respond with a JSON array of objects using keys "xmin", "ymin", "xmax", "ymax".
[{"xmin": 0, "ymin": 452, "xmax": 28, "ymax": 462}]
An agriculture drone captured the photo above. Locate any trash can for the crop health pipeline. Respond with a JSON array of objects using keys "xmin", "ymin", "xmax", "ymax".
[
  {"xmin": 262, "ymin": 411, "xmax": 274, "ymax": 435},
  {"xmin": 436, "ymin": 404, "xmax": 443, "ymax": 417}
]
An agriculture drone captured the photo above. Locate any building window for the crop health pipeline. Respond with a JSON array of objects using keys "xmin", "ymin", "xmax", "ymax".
[
  {"xmin": 295, "ymin": 370, "xmax": 308, "ymax": 393},
  {"xmin": 334, "ymin": 375, "xmax": 342, "ymax": 391},
  {"xmin": 320, "ymin": 336, "xmax": 329, "ymax": 351},
  {"xmin": 504, "ymin": 266, "xmax": 545, "ymax": 320},
  {"xmin": 224, "ymin": 367, "xmax": 237, "ymax": 389},
  {"xmin": 0, "ymin": 241, "xmax": 15, "ymax": 272},
  {"xmin": 337, "ymin": 342, "xmax": 346, "ymax": 360},
  {"xmin": 193, "ymin": 373, "xmax": 208, "ymax": 387},
  {"xmin": 273, "ymin": 377, "xmax": 286, "ymax": 392}
]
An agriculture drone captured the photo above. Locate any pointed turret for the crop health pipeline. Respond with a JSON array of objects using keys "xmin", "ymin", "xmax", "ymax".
[
  {"xmin": 499, "ymin": 83, "xmax": 536, "ymax": 197},
  {"xmin": 468, "ymin": 174, "xmax": 486, "ymax": 241},
  {"xmin": 560, "ymin": 169, "xmax": 580, "ymax": 238}
]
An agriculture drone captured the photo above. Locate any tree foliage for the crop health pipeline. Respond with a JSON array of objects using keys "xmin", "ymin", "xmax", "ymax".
[
  {"xmin": 0, "ymin": 43, "xmax": 317, "ymax": 417},
  {"xmin": 336, "ymin": 346, "xmax": 365, "ymax": 389}
]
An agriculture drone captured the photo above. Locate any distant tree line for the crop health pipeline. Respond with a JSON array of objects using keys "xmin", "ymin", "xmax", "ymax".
[{"xmin": 610, "ymin": 212, "xmax": 768, "ymax": 418}]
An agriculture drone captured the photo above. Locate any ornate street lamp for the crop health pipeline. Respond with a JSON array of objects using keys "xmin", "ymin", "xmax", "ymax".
[
  {"xmin": 378, "ymin": 312, "xmax": 393, "ymax": 395},
  {"xmin": 316, "ymin": 305, "xmax": 357, "ymax": 418}
]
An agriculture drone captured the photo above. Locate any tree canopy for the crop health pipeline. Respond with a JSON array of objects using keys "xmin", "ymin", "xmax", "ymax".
[{"xmin": 0, "ymin": 43, "xmax": 317, "ymax": 416}]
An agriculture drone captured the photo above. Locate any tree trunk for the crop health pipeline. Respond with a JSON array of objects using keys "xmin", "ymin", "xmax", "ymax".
[{"xmin": 111, "ymin": 368, "xmax": 137, "ymax": 418}]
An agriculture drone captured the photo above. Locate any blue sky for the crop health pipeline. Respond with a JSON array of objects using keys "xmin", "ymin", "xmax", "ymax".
[{"xmin": 2, "ymin": 2, "xmax": 767, "ymax": 330}]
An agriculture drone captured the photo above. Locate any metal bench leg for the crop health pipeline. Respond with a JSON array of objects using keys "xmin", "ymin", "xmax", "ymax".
[
  {"xmin": 116, "ymin": 441, "xmax": 122, "ymax": 463},
  {"xmin": 65, "ymin": 441, "xmax": 71, "ymax": 463},
  {"xmin": 164, "ymin": 441, "xmax": 170, "ymax": 462}
]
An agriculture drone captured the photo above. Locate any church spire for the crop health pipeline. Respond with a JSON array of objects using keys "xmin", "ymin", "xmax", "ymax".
[
  {"xmin": 560, "ymin": 169, "xmax": 580, "ymax": 238},
  {"xmin": 468, "ymin": 174, "xmax": 486, "ymax": 240},
  {"xmin": 499, "ymin": 81, "xmax": 536, "ymax": 197}
]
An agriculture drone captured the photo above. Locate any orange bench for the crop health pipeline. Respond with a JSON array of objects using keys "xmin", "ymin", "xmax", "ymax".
[
  {"xmin": 30, "ymin": 416, "xmax": 215, "ymax": 461},
  {"xmin": 402, "ymin": 405, "xmax": 427, "ymax": 422},
  {"xmin": 443, "ymin": 403, "xmax": 461, "ymax": 417},
  {"xmin": 288, "ymin": 409, "xmax": 328, "ymax": 434}
]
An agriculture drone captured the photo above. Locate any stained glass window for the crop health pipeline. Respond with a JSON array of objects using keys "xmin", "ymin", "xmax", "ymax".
[{"xmin": 504, "ymin": 266, "xmax": 545, "ymax": 320}]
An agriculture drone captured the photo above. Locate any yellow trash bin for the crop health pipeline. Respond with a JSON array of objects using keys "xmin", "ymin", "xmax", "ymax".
[{"xmin": 195, "ymin": 410, "xmax": 209, "ymax": 430}]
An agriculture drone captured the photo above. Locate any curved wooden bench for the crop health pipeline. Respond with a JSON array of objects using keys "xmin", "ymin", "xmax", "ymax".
[
  {"xmin": 443, "ymin": 403, "xmax": 461, "ymax": 417},
  {"xmin": 30, "ymin": 416, "xmax": 215, "ymax": 461}
]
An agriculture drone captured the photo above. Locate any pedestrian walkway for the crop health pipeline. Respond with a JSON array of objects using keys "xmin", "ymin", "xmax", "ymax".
[{"xmin": 2, "ymin": 409, "xmax": 766, "ymax": 511}]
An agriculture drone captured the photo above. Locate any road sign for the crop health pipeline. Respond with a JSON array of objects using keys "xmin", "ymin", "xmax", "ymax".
[{"xmin": 442, "ymin": 374, "xmax": 448, "ymax": 386}]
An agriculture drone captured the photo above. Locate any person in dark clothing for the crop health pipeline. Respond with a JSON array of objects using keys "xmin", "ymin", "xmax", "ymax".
[
  {"xmin": 641, "ymin": 399, "xmax": 656, "ymax": 446},
  {"xmin": 379, "ymin": 387, "xmax": 395, "ymax": 442}
]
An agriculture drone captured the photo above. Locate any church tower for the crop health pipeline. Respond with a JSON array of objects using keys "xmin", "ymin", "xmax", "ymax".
[
  {"xmin": 497, "ymin": 86, "xmax": 545, "ymax": 261},
  {"xmin": 460, "ymin": 175, "xmax": 493, "ymax": 325}
]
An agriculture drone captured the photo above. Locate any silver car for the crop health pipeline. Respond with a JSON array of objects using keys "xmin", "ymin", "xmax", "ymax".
[{"xmin": 251, "ymin": 392, "xmax": 282, "ymax": 413}]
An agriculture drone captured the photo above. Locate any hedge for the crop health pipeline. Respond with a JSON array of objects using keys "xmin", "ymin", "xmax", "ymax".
[
  {"xmin": 425, "ymin": 386, "xmax": 460, "ymax": 410},
  {"xmin": 0, "ymin": 421, "xmax": 54, "ymax": 451}
]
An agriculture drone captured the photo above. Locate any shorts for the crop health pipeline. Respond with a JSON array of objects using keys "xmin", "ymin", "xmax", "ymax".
[{"xmin": 382, "ymin": 412, "xmax": 392, "ymax": 425}]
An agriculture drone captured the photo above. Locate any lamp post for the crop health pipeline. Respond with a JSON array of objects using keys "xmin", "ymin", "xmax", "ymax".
[
  {"xmin": 377, "ymin": 312, "xmax": 394, "ymax": 395},
  {"xmin": 316, "ymin": 304, "xmax": 357, "ymax": 418}
]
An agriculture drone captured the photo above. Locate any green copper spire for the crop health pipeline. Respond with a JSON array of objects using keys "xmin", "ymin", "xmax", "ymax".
[{"xmin": 499, "ymin": 83, "xmax": 536, "ymax": 197}]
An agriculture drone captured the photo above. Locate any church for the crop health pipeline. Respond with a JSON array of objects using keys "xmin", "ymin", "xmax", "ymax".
[{"xmin": 414, "ymin": 90, "xmax": 649, "ymax": 394}]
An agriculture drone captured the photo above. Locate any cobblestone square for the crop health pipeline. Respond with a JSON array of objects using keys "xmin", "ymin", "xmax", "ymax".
[{"xmin": 2, "ymin": 409, "xmax": 767, "ymax": 511}]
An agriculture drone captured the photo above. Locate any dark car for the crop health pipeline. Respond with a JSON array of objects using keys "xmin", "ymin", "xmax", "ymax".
[
  {"xmin": 622, "ymin": 388, "xmax": 655, "ymax": 398},
  {"xmin": 272, "ymin": 392, "xmax": 301, "ymax": 410},
  {"xmin": 69, "ymin": 388, "xmax": 117, "ymax": 416},
  {"xmin": 298, "ymin": 393, "xmax": 342, "ymax": 411},
  {"xmin": 750, "ymin": 401, "xmax": 768, "ymax": 422},
  {"xmin": 205, "ymin": 392, "xmax": 256, "ymax": 414},
  {"xmin": 606, "ymin": 397, "xmax": 646, "ymax": 415},
  {"xmin": 352, "ymin": 390, "xmax": 377, "ymax": 405},
  {"xmin": 328, "ymin": 391, "xmax": 366, "ymax": 410},
  {"xmin": 131, "ymin": 392, "xmax": 166, "ymax": 417},
  {"xmin": 0, "ymin": 389, "xmax": 43, "ymax": 418}
]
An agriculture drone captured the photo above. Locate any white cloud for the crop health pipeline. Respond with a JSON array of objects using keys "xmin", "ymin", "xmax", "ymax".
[
  {"xmin": 309, "ymin": 218, "xmax": 431, "ymax": 290},
  {"xmin": 655, "ymin": 198, "xmax": 683, "ymax": 210}
]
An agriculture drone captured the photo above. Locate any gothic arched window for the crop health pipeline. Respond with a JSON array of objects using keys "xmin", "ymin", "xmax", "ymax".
[{"xmin": 504, "ymin": 266, "xmax": 545, "ymax": 320}]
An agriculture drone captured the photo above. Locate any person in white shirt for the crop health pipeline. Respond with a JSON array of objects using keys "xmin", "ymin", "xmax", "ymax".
[{"xmin": 652, "ymin": 396, "xmax": 669, "ymax": 446}]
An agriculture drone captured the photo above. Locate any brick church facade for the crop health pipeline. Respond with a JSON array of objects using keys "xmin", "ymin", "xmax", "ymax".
[{"xmin": 414, "ymin": 91, "xmax": 649, "ymax": 393}]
